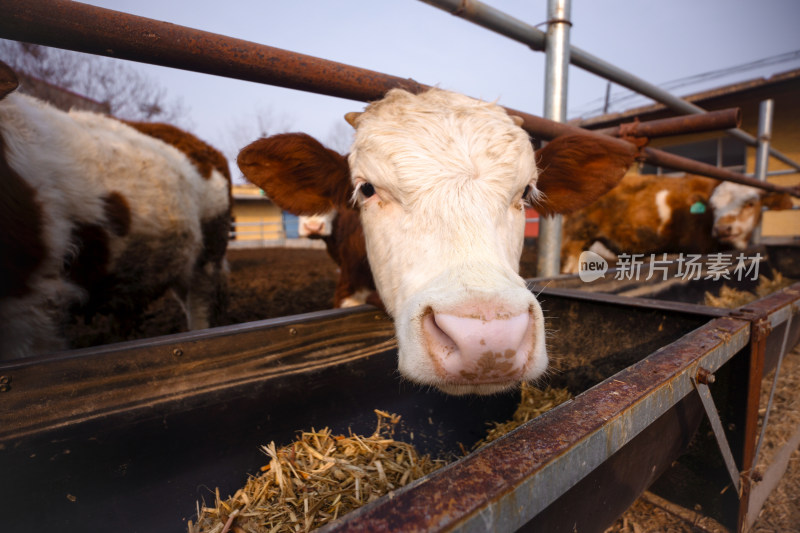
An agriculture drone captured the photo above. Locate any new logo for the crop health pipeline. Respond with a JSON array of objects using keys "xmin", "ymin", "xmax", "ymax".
[{"xmin": 578, "ymin": 251, "xmax": 608, "ymax": 282}]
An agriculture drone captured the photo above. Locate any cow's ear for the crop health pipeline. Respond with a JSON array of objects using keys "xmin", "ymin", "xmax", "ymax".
[
  {"xmin": 760, "ymin": 191, "xmax": 794, "ymax": 211},
  {"xmin": 532, "ymin": 135, "xmax": 636, "ymax": 216},
  {"xmin": 0, "ymin": 60, "xmax": 19, "ymax": 100},
  {"xmin": 237, "ymin": 133, "xmax": 352, "ymax": 215}
]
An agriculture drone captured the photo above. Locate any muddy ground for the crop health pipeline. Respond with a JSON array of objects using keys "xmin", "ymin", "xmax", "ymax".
[{"xmin": 67, "ymin": 244, "xmax": 539, "ymax": 349}]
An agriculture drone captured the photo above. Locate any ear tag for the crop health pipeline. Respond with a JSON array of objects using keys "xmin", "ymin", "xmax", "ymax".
[{"xmin": 690, "ymin": 201, "xmax": 706, "ymax": 214}]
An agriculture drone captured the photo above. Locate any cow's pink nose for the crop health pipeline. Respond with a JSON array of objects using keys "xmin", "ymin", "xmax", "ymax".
[
  {"xmin": 713, "ymin": 224, "xmax": 731, "ymax": 238},
  {"xmin": 303, "ymin": 220, "xmax": 324, "ymax": 234},
  {"xmin": 422, "ymin": 310, "xmax": 532, "ymax": 384}
]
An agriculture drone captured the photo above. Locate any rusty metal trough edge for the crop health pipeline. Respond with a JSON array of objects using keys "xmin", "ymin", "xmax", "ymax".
[
  {"xmin": 464, "ymin": 322, "xmax": 750, "ymax": 533},
  {"xmin": 318, "ymin": 316, "xmax": 750, "ymax": 532},
  {"xmin": 319, "ymin": 283, "xmax": 799, "ymax": 532}
]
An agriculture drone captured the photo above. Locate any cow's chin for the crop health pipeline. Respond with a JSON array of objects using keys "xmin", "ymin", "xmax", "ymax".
[
  {"xmin": 436, "ymin": 381, "xmax": 524, "ymax": 396},
  {"xmin": 719, "ymin": 234, "xmax": 749, "ymax": 251}
]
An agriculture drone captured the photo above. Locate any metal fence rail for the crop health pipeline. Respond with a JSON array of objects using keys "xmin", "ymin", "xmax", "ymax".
[
  {"xmin": 1, "ymin": 0, "xmax": 798, "ymax": 200},
  {"xmin": 418, "ymin": 0, "xmax": 800, "ymax": 172}
]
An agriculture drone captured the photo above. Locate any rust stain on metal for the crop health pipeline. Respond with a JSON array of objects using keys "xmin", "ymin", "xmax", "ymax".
[
  {"xmin": 324, "ymin": 317, "xmax": 748, "ymax": 531},
  {"xmin": 3, "ymin": 2, "xmax": 797, "ymax": 198},
  {"xmin": 595, "ymin": 108, "xmax": 741, "ymax": 139},
  {"xmin": 643, "ymin": 147, "xmax": 800, "ymax": 197},
  {"xmin": 0, "ymin": 0, "xmax": 428, "ymax": 104},
  {"xmin": 696, "ymin": 367, "xmax": 715, "ymax": 385}
]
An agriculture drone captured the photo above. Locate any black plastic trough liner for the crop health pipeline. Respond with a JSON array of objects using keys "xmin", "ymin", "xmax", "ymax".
[{"xmin": 0, "ymin": 286, "xmax": 749, "ymax": 533}]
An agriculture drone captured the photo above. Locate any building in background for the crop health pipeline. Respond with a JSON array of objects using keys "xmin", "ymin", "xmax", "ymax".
[
  {"xmin": 576, "ymin": 68, "xmax": 800, "ymax": 242},
  {"xmin": 229, "ymin": 184, "xmax": 326, "ymax": 248}
]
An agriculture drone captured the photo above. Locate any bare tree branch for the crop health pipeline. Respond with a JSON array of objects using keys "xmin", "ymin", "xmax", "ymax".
[{"xmin": 0, "ymin": 39, "xmax": 190, "ymax": 125}]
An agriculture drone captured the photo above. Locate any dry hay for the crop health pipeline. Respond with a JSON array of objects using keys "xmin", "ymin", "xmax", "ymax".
[
  {"xmin": 473, "ymin": 384, "xmax": 573, "ymax": 449},
  {"xmin": 189, "ymin": 384, "xmax": 572, "ymax": 532},
  {"xmin": 704, "ymin": 273, "xmax": 794, "ymax": 309},
  {"xmin": 189, "ymin": 410, "xmax": 445, "ymax": 533},
  {"xmin": 750, "ymin": 342, "xmax": 800, "ymax": 532}
]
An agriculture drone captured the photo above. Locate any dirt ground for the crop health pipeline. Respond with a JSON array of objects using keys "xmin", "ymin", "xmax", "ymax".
[
  {"xmin": 64, "ymin": 244, "xmax": 798, "ymax": 532},
  {"xmin": 67, "ymin": 244, "xmax": 538, "ymax": 348},
  {"xmin": 66, "ymin": 247, "xmax": 340, "ymax": 348}
]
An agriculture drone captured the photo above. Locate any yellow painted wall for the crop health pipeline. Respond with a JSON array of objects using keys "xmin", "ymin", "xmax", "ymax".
[{"xmin": 230, "ymin": 184, "xmax": 285, "ymax": 242}]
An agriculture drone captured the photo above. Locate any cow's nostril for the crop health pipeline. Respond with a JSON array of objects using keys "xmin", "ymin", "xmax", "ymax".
[{"xmin": 422, "ymin": 309, "xmax": 532, "ymax": 384}]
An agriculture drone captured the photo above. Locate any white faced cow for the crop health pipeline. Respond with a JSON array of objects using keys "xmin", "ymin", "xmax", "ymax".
[
  {"xmin": 239, "ymin": 88, "xmax": 634, "ymax": 395},
  {"xmin": 0, "ymin": 61, "xmax": 231, "ymax": 359},
  {"xmin": 709, "ymin": 181, "xmax": 794, "ymax": 250}
]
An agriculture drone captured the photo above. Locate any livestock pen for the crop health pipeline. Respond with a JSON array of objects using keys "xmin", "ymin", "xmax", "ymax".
[{"xmin": 1, "ymin": 1, "xmax": 800, "ymax": 532}]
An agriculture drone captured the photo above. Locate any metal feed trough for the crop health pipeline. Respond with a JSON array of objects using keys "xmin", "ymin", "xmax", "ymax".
[
  {"xmin": 532, "ymin": 244, "xmax": 800, "ymax": 531},
  {"xmin": 2, "ymin": 2, "xmax": 800, "ymax": 532},
  {"xmin": 1, "ymin": 245, "xmax": 798, "ymax": 532}
]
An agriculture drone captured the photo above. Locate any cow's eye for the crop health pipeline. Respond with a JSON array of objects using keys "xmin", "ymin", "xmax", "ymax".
[
  {"xmin": 523, "ymin": 185, "xmax": 532, "ymax": 198},
  {"xmin": 360, "ymin": 183, "xmax": 376, "ymax": 199}
]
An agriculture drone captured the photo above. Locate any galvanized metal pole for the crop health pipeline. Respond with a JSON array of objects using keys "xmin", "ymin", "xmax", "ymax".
[
  {"xmin": 418, "ymin": 0, "xmax": 800, "ymax": 172},
  {"xmin": 750, "ymin": 99, "xmax": 774, "ymax": 246},
  {"xmin": 537, "ymin": 0, "xmax": 571, "ymax": 277}
]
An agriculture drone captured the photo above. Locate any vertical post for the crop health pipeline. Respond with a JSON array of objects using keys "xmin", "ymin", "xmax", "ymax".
[
  {"xmin": 602, "ymin": 81, "xmax": 612, "ymax": 114},
  {"xmin": 536, "ymin": 0, "xmax": 572, "ymax": 277},
  {"xmin": 750, "ymin": 99, "xmax": 773, "ymax": 246}
]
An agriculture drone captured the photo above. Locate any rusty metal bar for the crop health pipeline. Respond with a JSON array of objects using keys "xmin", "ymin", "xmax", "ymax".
[
  {"xmin": 642, "ymin": 147, "xmax": 800, "ymax": 197},
  {"xmin": 0, "ymin": 0, "xmax": 427, "ymax": 103},
  {"xmin": 693, "ymin": 372, "xmax": 742, "ymax": 494},
  {"xmin": 509, "ymin": 106, "xmax": 800, "ymax": 197},
  {"xmin": 736, "ymin": 315, "xmax": 770, "ymax": 532},
  {"xmin": 594, "ymin": 108, "xmax": 742, "ymax": 139},
  {"xmin": 504, "ymin": 106, "xmax": 799, "ymax": 197},
  {"xmin": 1, "ymin": 0, "xmax": 798, "ymax": 199},
  {"xmin": 750, "ymin": 309, "xmax": 794, "ymax": 472}
]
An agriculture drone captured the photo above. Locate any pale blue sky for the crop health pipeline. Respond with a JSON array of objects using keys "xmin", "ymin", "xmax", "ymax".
[{"xmin": 77, "ymin": 0, "xmax": 800, "ymax": 170}]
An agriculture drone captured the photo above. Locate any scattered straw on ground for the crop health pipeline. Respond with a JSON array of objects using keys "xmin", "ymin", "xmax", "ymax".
[
  {"xmin": 473, "ymin": 384, "xmax": 573, "ymax": 449},
  {"xmin": 750, "ymin": 342, "xmax": 800, "ymax": 532},
  {"xmin": 704, "ymin": 273, "xmax": 794, "ymax": 309},
  {"xmin": 606, "ymin": 343, "xmax": 800, "ymax": 533},
  {"xmin": 189, "ymin": 410, "xmax": 446, "ymax": 533}
]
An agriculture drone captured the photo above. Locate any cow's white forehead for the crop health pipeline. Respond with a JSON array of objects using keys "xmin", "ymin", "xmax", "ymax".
[
  {"xmin": 347, "ymin": 89, "xmax": 536, "ymax": 202},
  {"xmin": 710, "ymin": 181, "xmax": 761, "ymax": 218}
]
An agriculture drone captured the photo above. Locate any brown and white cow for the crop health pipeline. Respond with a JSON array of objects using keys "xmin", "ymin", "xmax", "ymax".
[
  {"xmin": 0, "ymin": 61, "xmax": 231, "ymax": 359},
  {"xmin": 561, "ymin": 173, "xmax": 719, "ymax": 272},
  {"xmin": 298, "ymin": 207, "xmax": 380, "ymax": 308},
  {"xmin": 561, "ymin": 173, "xmax": 794, "ymax": 273},
  {"xmin": 238, "ymin": 88, "xmax": 635, "ymax": 395}
]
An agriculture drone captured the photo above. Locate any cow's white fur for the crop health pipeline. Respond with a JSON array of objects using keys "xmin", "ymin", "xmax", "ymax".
[
  {"xmin": 298, "ymin": 211, "xmax": 337, "ymax": 237},
  {"xmin": 347, "ymin": 89, "xmax": 544, "ymax": 395},
  {"xmin": 0, "ymin": 92, "xmax": 230, "ymax": 359},
  {"xmin": 709, "ymin": 181, "xmax": 762, "ymax": 250},
  {"xmin": 654, "ymin": 189, "xmax": 672, "ymax": 235}
]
